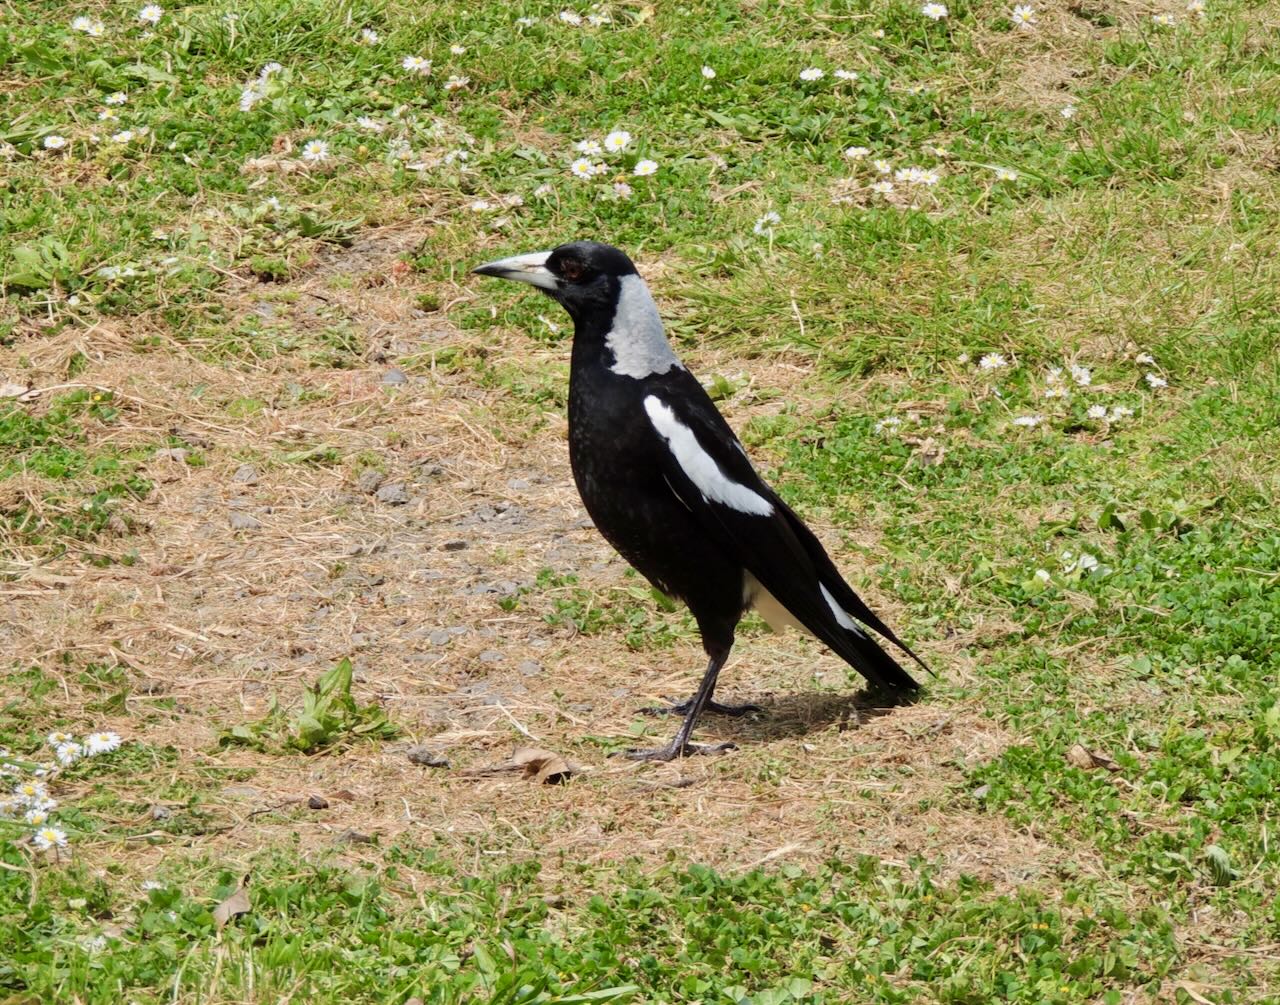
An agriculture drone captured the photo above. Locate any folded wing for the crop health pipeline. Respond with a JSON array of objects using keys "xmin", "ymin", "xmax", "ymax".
[{"xmin": 641, "ymin": 379, "xmax": 925, "ymax": 694}]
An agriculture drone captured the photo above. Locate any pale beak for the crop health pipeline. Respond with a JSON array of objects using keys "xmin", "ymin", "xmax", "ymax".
[{"xmin": 471, "ymin": 251, "xmax": 558, "ymax": 291}]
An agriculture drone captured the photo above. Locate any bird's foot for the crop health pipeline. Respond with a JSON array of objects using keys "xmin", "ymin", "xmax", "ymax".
[
  {"xmin": 615, "ymin": 740, "xmax": 738, "ymax": 762},
  {"xmin": 639, "ymin": 698, "xmax": 762, "ymax": 718}
]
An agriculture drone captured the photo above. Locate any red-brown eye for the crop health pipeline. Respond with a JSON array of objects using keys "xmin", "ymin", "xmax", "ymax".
[{"xmin": 560, "ymin": 259, "xmax": 584, "ymax": 281}]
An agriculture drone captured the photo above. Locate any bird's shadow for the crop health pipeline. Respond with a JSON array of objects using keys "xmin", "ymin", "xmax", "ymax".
[{"xmin": 696, "ymin": 687, "xmax": 920, "ymax": 745}]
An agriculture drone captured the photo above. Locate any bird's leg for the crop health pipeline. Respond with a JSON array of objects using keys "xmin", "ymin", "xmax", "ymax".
[
  {"xmin": 623, "ymin": 646, "xmax": 735, "ymax": 761},
  {"xmin": 640, "ymin": 697, "xmax": 762, "ymax": 718}
]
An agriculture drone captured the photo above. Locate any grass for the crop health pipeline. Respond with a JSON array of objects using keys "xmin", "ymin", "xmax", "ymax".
[{"xmin": 2, "ymin": 0, "xmax": 1280, "ymax": 1003}]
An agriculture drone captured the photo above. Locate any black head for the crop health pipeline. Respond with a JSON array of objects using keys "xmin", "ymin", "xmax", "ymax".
[{"xmin": 472, "ymin": 240, "xmax": 639, "ymax": 325}]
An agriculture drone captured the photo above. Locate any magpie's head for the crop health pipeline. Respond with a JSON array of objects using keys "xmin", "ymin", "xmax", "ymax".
[{"xmin": 472, "ymin": 241, "xmax": 638, "ymax": 325}]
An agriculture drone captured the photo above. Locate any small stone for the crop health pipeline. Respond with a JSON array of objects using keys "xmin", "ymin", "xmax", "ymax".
[
  {"xmin": 307, "ymin": 794, "xmax": 329, "ymax": 810},
  {"xmin": 153, "ymin": 447, "xmax": 189, "ymax": 463},
  {"xmin": 406, "ymin": 745, "xmax": 450, "ymax": 768},
  {"xmin": 375, "ymin": 482, "xmax": 411, "ymax": 505},
  {"xmin": 441, "ymin": 540, "xmax": 468, "ymax": 551},
  {"xmin": 507, "ymin": 478, "xmax": 530, "ymax": 490},
  {"xmin": 382, "ymin": 368, "xmax": 409, "ymax": 385},
  {"xmin": 478, "ymin": 650, "xmax": 504, "ymax": 663},
  {"xmin": 516, "ymin": 660, "xmax": 542, "ymax": 677},
  {"xmin": 356, "ymin": 469, "xmax": 386, "ymax": 494},
  {"xmin": 231, "ymin": 464, "xmax": 259, "ymax": 484},
  {"xmin": 149, "ymin": 804, "xmax": 171, "ymax": 820},
  {"xmin": 335, "ymin": 829, "xmax": 375, "ymax": 845},
  {"xmin": 428, "ymin": 630, "xmax": 452, "ymax": 646},
  {"xmin": 228, "ymin": 511, "xmax": 262, "ymax": 531}
]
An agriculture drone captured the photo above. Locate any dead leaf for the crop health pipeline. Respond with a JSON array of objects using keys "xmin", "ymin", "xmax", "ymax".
[
  {"xmin": 1065, "ymin": 743, "xmax": 1120, "ymax": 771},
  {"xmin": 904, "ymin": 436, "xmax": 946, "ymax": 467},
  {"xmin": 212, "ymin": 876, "xmax": 251, "ymax": 929},
  {"xmin": 0, "ymin": 382, "xmax": 29, "ymax": 399},
  {"xmin": 461, "ymin": 746, "xmax": 582, "ymax": 785}
]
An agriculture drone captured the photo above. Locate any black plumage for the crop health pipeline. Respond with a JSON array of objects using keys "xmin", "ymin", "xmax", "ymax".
[{"xmin": 473, "ymin": 241, "xmax": 926, "ymax": 760}]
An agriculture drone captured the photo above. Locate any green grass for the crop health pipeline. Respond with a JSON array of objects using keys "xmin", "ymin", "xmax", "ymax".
[{"xmin": 3, "ymin": 0, "xmax": 1280, "ymax": 1002}]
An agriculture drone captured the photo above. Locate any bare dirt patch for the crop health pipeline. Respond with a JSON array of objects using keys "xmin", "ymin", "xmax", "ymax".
[{"xmin": 0, "ymin": 229, "xmax": 1048, "ymax": 896}]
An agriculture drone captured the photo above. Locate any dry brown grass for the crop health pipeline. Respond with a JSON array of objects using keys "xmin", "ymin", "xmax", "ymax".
[{"xmin": 0, "ymin": 228, "xmax": 1056, "ymax": 901}]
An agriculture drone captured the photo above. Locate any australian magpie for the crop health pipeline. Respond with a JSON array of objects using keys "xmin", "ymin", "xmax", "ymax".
[{"xmin": 473, "ymin": 241, "xmax": 927, "ymax": 761}]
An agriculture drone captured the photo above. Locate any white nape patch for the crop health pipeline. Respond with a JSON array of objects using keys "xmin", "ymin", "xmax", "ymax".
[
  {"xmin": 743, "ymin": 571, "xmax": 805, "ymax": 634},
  {"xmin": 820, "ymin": 583, "xmax": 867, "ymax": 638},
  {"xmin": 606, "ymin": 274, "xmax": 685, "ymax": 378},
  {"xmin": 644, "ymin": 397, "xmax": 774, "ymax": 516}
]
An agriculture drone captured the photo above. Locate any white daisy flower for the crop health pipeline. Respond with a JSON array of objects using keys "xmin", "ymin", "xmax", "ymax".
[
  {"xmin": 753, "ymin": 211, "xmax": 781, "ymax": 235},
  {"xmin": 1034, "ymin": 569, "xmax": 1052, "ymax": 582},
  {"xmin": 55, "ymin": 741, "xmax": 83, "ymax": 766},
  {"xmin": 25, "ymin": 808, "xmax": 50, "ymax": 826},
  {"xmin": 994, "ymin": 167, "xmax": 1019, "ymax": 182},
  {"xmin": 516, "ymin": 16, "xmax": 536, "ymax": 26},
  {"xmin": 921, "ymin": 3, "xmax": 949, "ymax": 20},
  {"xmin": 873, "ymin": 158, "xmax": 893, "ymax": 174},
  {"xmin": 301, "ymin": 139, "xmax": 329, "ymax": 162},
  {"xmin": 469, "ymin": 199, "xmax": 493, "ymax": 212},
  {"xmin": 701, "ymin": 66, "xmax": 716, "ymax": 79},
  {"xmin": 874, "ymin": 416, "xmax": 902, "ymax": 435},
  {"xmin": 603, "ymin": 130, "xmax": 632, "ymax": 152},
  {"xmin": 799, "ymin": 67, "xmax": 825, "ymax": 81},
  {"xmin": 105, "ymin": 92, "xmax": 128, "ymax": 105},
  {"xmin": 32, "ymin": 826, "xmax": 68, "ymax": 851},
  {"xmin": 612, "ymin": 181, "xmax": 633, "ymax": 199},
  {"xmin": 15, "ymin": 781, "xmax": 49, "ymax": 805},
  {"xmin": 72, "ymin": 15, "xmax": 93, "ymax": 31},
  {"xmin": 871, "ymin": 180, "xmax": 894, "ymax": 194},
  {"xmin": 918, "ymin": 168, "xmax": 941, "ymax": 186},
  {"xmin": 43, "ymin": 135, "xmax": 69, "ymax": 150},
  {"xmin": 979, "ymin": 353, "xmax": 1008, "ymax": 370},
  {"xmin": 1060, "ymin": 104, "xmax": 1078, "ymax": 119},
  {"xmin": 1087, "ymin": 405, "xmax": 1108, "ymax": 419},
  {"xmin": 1186, "ymin": 0, "xmax": 1206, "ymax": 17},
  {"xmin": 1013, "ymin": 415, "xmax": 1043, "ymax": 427},
  {"xmin": 1109, "ymin": 405, "xmax": 1134, "ymax": 420},
  {"xmin": 263, "ymin": 196, "xmax": 282, "ymax": 212},
  {"xmin": 586, "ymin": 12, "xmax": 611, "ymax": 24},
  {"xmin": 111, "ymin": 130, "xmax": 135, "ymax": 143},
  {"xmin": 1135, "ymin": 352, "xmax": 1155, "ymax": 364},
  {"xmin": 444, "ymin": 75, "xmax": 470, "ymax": 90},
  {"xmin": 260, "ymin": 62, "xmax": 283, "ymax": 77},
  {"xmin": 872, "ymin": 28, "xmax": 886, "ymax": 38},
  {"xmin": 834, "ymin": 69, "xmax": 859, "ymax": 80},
  {"xmin": 633, "ymin": 159, "xmax": 658, "ymax": 176},
  {"xmin": 574, "ymin": 139, "xmax": 603, "ymax": 155},
  {"xmin": 570, "ymin": 157, "xmax": 596, "ymax": 179},
  {"xmin": 46, "ymin": 731, "xmax": 75, "ymax": 747},
  {"xmin": 73, "ymin": 16, "xmax": 107, "ymax": 36},
  {"xmin": 442, "ymin": 148, "xmax": 469, "ymax": 164},
  {"xmin": 1044, "ymin": 386, "xmax": 1069, "ymax": 399},
  {"xmin": 142, "ymin": 880, "xmax": 166, "ymax": 891},
  {"xmin": 84, "ymin": 732, "xmax": 122, "ymax": 755},
  {"xmin": 1144, "ymin": 373, "xmax": 1168, "ymax": 389},
  {"xmin": 957, "ymin": 353, "xmax": 970, "ymax": 363},
  {"xmin": 1152, "ymin": 12, "xmax": 1176, "ymax": 26},
  {"xmin": 844, "ymin": 146, "xmax": 870, "ymax": 160},
  {"xmin": 1069, "ymin": 365, "xmax": 1091, "ymax": 386},
  {"xmin": 355, "ymin": 116, "xmax": 383, "ymax": 132},
  {"xmin": 138, "ymin": 5, "xmax": 163, "ymax": 24},
  {"xmin": 1011, "ymin": 5, "xmax": 1036, "ymax": 28},
  {"xmin": 401, "ymin": 55, "xmax": 432, "ymax": 75},
  {"xmin": 450, "ymin": 44, "xmax": 467, "ymax": 55},
  {"xmin": 559, "ymin": 10, "xmax": 583, "ymax": 25}
]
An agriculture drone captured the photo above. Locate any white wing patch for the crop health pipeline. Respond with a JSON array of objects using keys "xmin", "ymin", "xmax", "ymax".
[
  {"xmin": 606, "ymin": 274, "xmax": 685, "ymax": 379},
  {"xmin": 644, "ymin": 397, "xmax": 774, "ymax": 516},
  {"xmin": 820, "ymin": 583, "xmax": 867, "ymax": 638}
]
